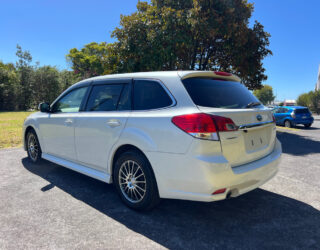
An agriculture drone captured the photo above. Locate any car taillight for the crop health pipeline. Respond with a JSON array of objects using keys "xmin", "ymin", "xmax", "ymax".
[
  {"xmin": 171, "ymin": 113, "xmax": 237, "ymax": 141},
  {"xmin": 272, "ymin": 114, "xmax": 276, "ymax": 123},
  {"xmin": 291, "ymin": 112, "xmax": 296, "ymax": 118}
]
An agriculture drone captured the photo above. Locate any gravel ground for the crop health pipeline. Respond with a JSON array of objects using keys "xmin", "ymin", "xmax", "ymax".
[{"xmin": 0, "ymin": 122, "xmax": 320, "ymax": 249}]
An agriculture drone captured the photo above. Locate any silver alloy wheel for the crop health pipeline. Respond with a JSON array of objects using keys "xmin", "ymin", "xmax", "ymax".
[
  {"xmin": 119, "ymin": 160, "xmax": 146, "ymax": 203},
  {"xmin": 27, "ymin": 133, "xmax": 39, "ymax": 161},
  {"xmin": 284, "ymin": 120, "xmax": 291, "ymax": 128}
]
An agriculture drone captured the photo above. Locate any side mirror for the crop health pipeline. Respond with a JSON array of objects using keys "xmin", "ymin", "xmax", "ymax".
[{"xmin": 39, "ymin": 102, "xmax": 50, "ymax": 113}]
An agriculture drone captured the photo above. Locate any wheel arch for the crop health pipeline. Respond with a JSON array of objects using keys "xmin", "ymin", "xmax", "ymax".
[
  {"xmin": 110, "ymin": 144, "xmax": 158, "ymax": 186},
  {"xmin": 24, "ymin": 125, "xmax": 37, "ymax": 150}
]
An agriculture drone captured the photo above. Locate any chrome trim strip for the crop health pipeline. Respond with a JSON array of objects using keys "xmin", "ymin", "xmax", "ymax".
[{"xmin": 238, "ymin": 120, "xmax": 274, "ymax": 130}]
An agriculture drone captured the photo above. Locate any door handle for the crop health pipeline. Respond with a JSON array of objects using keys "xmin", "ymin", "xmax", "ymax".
[
  {"xmin": 106, "ymin": 119, "xmax": 121, "ymax": 127},
  {"xmin": 64, "ymin": 118, "xmax": 73, "ymax": 125}
]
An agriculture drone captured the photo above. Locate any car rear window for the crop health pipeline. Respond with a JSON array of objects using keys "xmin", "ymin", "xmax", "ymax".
[
  {"xmin": 182, "ymin": 78, "xmax": 261, "ymax": 109},
  {"xmin": 295, "ymin": 108, "xmax": 310, "ymax": 114}
]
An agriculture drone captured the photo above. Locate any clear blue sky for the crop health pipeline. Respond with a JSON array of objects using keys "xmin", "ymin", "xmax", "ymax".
[{"xmin": 1, "ymin": 0, "xmax": 319, "ymax": 101}]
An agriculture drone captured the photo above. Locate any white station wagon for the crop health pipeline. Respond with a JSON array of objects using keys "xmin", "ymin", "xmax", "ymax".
[{"xmin": 23, "ymin": 71, "xmax": 282, "ymax": 210}]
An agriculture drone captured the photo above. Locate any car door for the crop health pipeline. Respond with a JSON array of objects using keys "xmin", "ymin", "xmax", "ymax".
[
  {"xmin": 74, "ymin": 79, "xmax": 132, "ymax": 172},
  {"xmin": 273, "ymin": 108, "xmax": 281, "ymax": 123},
  {"xmin": 39, "ymin": 86, "xmax": 89, "ymax": 162},
  {"xmin": 281, "ymin": 108, "xmax": 289, "ymax": 124}
]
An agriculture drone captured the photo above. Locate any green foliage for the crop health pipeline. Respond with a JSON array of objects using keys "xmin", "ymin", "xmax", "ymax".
[
  {"xmin": 296, "ymin": 90, "xmax": 320, "ymax": 114},
  {"xmin": 0, "ymin": 62, "xmax": 19, "ymax": 111},
  {"xmin": 110, "ymin": 0, "xmax": 271, "ymax": 89},
  {"xmin": 1, "ymin": 1, "xmax": 273, "ymax": 111},
  {"xmin": 66, "ymin": 42, "xmax": 120, "ymax": 79},
  {"xmin": 309, "ymin": 90, "xmax": 320, "ymax": 114},
  {"xmin": 296, "ymin": 93, "xmax": 311, "ymax": 107},
  {"xmin": 0, "ymin": 45, "xmax": 79, "ymax": 111},
  {"xmin": 67, "ymin": 0, "xmax": 272, "ymax": 89},
  {"xmin": 15, "ymin": 45, "xmax": 34, "ymax": 110},
  {"xmin": 253, "ymin": 84, "xmax": 275, "ymax": 105}
]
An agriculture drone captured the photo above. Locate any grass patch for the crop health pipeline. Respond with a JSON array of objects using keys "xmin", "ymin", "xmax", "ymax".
[{"xmin": 0, "ymin": 111, "xmax": 34, "ymax": 149}]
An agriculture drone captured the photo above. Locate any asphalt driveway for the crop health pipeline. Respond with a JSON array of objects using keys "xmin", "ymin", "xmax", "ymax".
[{"xmin": 1, "ymin": 122, "xmax": 320, "ymax": 249}]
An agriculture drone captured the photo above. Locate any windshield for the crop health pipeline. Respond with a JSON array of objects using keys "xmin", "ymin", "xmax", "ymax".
[{"xmin": 182, "ymin": 78, "xmax": 262, "ymax": 109}]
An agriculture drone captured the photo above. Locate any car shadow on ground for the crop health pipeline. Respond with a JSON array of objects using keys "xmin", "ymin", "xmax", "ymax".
[
  {"xmin": 277, "ymin": 131, "xmax": 320, "ymax": 155},
  {"xmin": 294, "ymin": 125, "xmax": 320, "ymax": 130},
  {"xmin": 22, "ymin": 158, "xmax": 320, "ymax": 249}
]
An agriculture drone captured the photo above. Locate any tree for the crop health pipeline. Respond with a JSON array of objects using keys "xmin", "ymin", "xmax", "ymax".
[
  {"xmin": 253, "ymin": 84, "xmax": 275, "ymax": 105},
  {"xmin": 110, "ymin": 0, "xmax": 271, "ymax": 89},
  {"xmin": 15, "ymin": 45, "xmax": 34, "ymax": 110},
  {"xmin": 309, "ymin": 90, "xmax": 320, "ymax": 114},
  {"xmin": 66, "ymin": 42, "xmax": 120, "ymax": 79},
  {"xmin": 32, "ymin": 66, "xmax": 61, "ymax": 105},
  {"xmin": 297, "ymin": 93, "xmax": 311, "ymax": 107},
  {"xmin": 0, "ymin": 62, "xmax": 19, "ymax": 111},
  {"xmin": 59, "ymin": 70, "xmax": 81, "ymax": 91},
  {"xmin": 0, "ymin": 46, "xmax": 82, "ymax": 111},
  {"xmin": 296, "ymin": 90, "xmax": 320, "ymax": 113}
]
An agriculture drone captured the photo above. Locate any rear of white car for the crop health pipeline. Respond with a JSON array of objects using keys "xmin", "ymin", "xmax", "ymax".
[
  {"xmin": 23, "ymin": 70, "xmax": 281, "ymax": 210},
  {"xmin": 131, "ymin": 71, "xmax": 281, "ymax": 202}
]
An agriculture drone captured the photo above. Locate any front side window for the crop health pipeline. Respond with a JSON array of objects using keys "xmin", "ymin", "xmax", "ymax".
[
  {"xmin": 86, "ymin": 84, "xmax": 128, "ymax": 111},
  {"xmin": 51, "ymin": 87, "xmax": 88, "ymax": 113},
  {"xmin": 133, "ymin": 80, "xmax": 172, "ymax": 110},
  {"xmin": 182, "ymin": 78, "xmax": 262, "ymax": 109}
]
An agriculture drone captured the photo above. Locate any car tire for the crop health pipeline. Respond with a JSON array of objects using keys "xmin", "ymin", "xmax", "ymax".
[
  {"xmin": 304, "ymin": 123, "xmax": 311, "ymax": 128},
  {"xmin": 284, "ymin": 120, "xmax": 292, "ymax": 128},
  {"xmin": 26, "ymin": 129, "xmax": 42, "ymax": 163},
  {"xmin": 113, "ymin": 150, "xmax": 160, "ymax": 211}
]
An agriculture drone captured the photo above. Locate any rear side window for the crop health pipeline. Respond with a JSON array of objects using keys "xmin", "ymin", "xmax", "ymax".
[
  {"xmin": 133, "ymin": 80, "xmax": 172, "ymax": 110},
  {"xmin": 86, "ymin": 84, "xmax": 124, "ymax": 111},
  {"xmin": 295, "ymin": 108, "xmax": 309, "ymax": 114},
  {"xmin": 182, "ymin": 78, "xmax": 261, "ymax": 109}
]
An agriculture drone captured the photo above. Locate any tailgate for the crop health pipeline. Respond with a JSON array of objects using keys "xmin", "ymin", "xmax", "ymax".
[{"xmin": 199, "ymin": 107, "xmax": 276, "ymax": 167}]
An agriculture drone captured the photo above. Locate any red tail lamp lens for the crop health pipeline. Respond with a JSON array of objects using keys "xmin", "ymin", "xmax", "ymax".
[
  {"xmin": 214, "ymin": 71, "xmax": 232, "ymax": 76},
  {"xmin": 171, "ymin": 113, "xmax": 217, "ymax": 133},
  {"xmin": 172, "ymin": 113, "xmax": 237, "ymax": 140}
]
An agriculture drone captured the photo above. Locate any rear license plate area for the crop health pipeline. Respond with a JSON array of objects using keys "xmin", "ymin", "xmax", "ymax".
[{"xmin": 244, "ymin": 129, "xmax": 268, "ymax": 152}]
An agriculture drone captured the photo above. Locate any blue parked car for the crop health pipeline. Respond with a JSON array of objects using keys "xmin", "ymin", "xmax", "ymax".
[{"xmin": 273, "ymin": 106, "xmax": 314, "ymax": 128}]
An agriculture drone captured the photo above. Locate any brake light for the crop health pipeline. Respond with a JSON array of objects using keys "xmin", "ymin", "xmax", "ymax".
[
  {"xmin": 212, "ymin": 188, "xmax": 226, "ymax": 195},
  {"xmin": 214, "ymin": 71, "xmax": 232, "ymax": 76},
  {"xmin": 171, "ymin": 113, "xmax": 237, "ymax": 140},
  {"xmin": 272, "ymin": 114, "xmax": 276, "ymax": 123}
]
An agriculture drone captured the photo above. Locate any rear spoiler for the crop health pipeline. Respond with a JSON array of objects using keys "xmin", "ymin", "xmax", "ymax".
[{"xmin": 178, "ymin": 71, "xmax": 241, "ymax": 82}]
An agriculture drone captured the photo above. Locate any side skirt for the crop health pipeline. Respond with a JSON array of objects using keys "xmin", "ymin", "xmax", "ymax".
[{"xmin": 42, "ymin": 153, "xmax": 111, "ymax": 183}]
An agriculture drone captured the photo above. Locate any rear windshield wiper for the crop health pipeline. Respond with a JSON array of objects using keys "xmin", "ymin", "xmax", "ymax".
[{"xmin": 246, "ymin": 102, "xmax": 261, "ymax": 108}]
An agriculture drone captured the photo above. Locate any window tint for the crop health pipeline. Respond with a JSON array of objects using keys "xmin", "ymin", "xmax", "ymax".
[
  {"xmin": 295, "ymin": 108, "xmax": 309, "ymax": 114},
  {"xmin": 182, "ymin": 78, "xmax": 261, "ymax": 109},
  {"xmin": 117, "ymin": 84, "xmax": 132, "ymax": 110},
  {"xmin": 86, "ymin": 84, "xmax": 123, "ymax": 111},
  {"xmin": 133, "ymin": 80, "xmax": 172, "ymax": 110},
  {"xmin": 276, "ymin": 108, "xmax": 283, "ymax": 113},
  {"xmin": 273, "ymin": 108, "xmax": 280, "ymax": 113},
  {"xmin": 52, "ymin": 87, "xmax": 87, "ymax": 113}
]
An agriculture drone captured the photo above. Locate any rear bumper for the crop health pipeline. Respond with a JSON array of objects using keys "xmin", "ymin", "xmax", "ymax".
[
  {"xmin": 147, "ymin": 139, "xmax": 281, "ymax": 202},
  {"xmin": 292, "ymin": 117, "xmax": 314, "ymax": 125}
]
